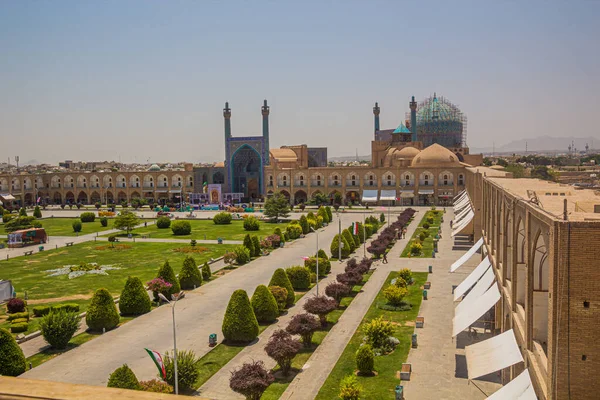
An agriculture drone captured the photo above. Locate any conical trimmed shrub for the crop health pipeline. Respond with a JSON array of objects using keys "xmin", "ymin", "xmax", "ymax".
[
  {"xmin": 343, "ymin": 229, "xmax": 356, "ymax": 251},
  {"xmin": 268, "ymin": 268, "xmax": 295, "ymax": 307},
  {"xmin": 274, "ymin": 227, "xmax": 285, "ymax": 243},
  {"xmin": 251, "ymin": 285, "xmax": 279, "ymax": 323},
  {"xmin": 330, "ymin": 234, "xmax": 351, "ymax": 259},
  {"xmin": 119, "ymin": 276, "xmax": 151, "ymax": 316},
  {"xmin": 178, "ymin": 256, "xmax": 202, "ymax": 290},
  {"xmin": 251, "ymin": 235, "xmax": 261, "ymax": 257},
  {"xmin": 299, "ymin": 215, "xmax": 309, "ymax": 234},
  {"xmin": 201, "ymin": 262, "xmax": 211, "ymax": 281},
  {"xmin": 243, "ymin": 234, "xmax": 254, "ymax": 255},
  {"xmin": 107, "ymin": 364, "xmax": 140, "ymax": 390},
  {"xmin": 222, "ymin": 289, "xmax": 259, "ymax": 342},
  {"xmin": 0, "ymin": 328, "xmax": 26, "ymax": 376},
  {"xmin": 86, "ymin": 288, "xmax": 120, "ymax": 331},
  {"xmin": 157, "ymin": 260, "xmax": 180, "ymax": 297},
  {"xmin": 317, "ymin": 249, "xmax": 328, "ymax": 260}
]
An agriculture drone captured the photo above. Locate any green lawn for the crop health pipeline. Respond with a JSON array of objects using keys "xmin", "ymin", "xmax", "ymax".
[
  {"xmin": 35, "ymin": 217, "xmax": 120, "ymax": 237},
  {"xmin": 105, "ymin": 219, "xmax": 289, "ymax": 241},
  {"xmin": 400, "ymin": 210, "xmax": 443, "ymax": 258},
  {"xmin": 315, "ymin": 271, "xmax": 428, "ymax": 399}
]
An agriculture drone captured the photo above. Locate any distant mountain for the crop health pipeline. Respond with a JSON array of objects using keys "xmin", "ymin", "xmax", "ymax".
[{"xmin": 471, "ymin": 136, "xmax": 600, "ymax": 154}]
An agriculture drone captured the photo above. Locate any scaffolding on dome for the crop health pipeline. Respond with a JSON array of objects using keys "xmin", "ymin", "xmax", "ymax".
[{"xmin": 406, "ymin": 94, "xmax": 467, "ymax": 148}]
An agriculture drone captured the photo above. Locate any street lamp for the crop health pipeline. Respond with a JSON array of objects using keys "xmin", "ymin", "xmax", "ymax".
[
  {"xmin": 310, "ymin": 227, "xmax": 320, "ymax": 295},
  {"xmin": 335, "ymin": 210, "xmax": 342, "ymax": 261},
  {"xmin": 158, "ymin": 291, "xmax": 184, "ymax": 395}
]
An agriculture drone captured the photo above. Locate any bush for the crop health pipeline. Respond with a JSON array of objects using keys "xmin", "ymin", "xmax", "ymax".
[
  {"xmin": 234, "ymin": 245, "xmax": 251, "ymax": 265},
  {"xmin": 243, "ymin": 233, "xmax": 253, "ymax": 253},
  {"xmin": 423, "ymin": 222, "xmax": 430, "ymax": 230},
  {"xmin": 222, "ymin": 289, "xmax": 259, "ymax": 342},
  {"xmin": 164, "ymin": 350, "xmax": 199, "ymax": 392},
  {"xmin": 119, "ymin": 276, "xmax": 152, "ymax": 316},
  {"xmin": 274, "ymin": 227, "xmax": 284, "ymax": 243},
  {"xmin": 251, "ymin": 235, "xmax": 261, "ymax": 257},
  {"xmin": 190, "ymin": 239, "xmax": 197, "ymax": 247},
  {"xmin": 268, "ymin": 268, "xmax": 295, "ymax": 307},
  {"xmin": 139, "ymin": 379, "xmax": 173, "ymax": 393},
  {"xmin": 223, "ymin": 252, "xmax": 236, "ymax": 265},
  {"xmin": 6, "ymin": 298, "xmax": 25, "ymax": 313},
  {"xmin": 356, "ymin": 344, "xmax": 375, "ymax": 375},
  {"xmin": 384, "ymin": 285, "xmax": 408, "ymax": 306},
  {"xmin": 419, "ymin": 232, "xmax": 426, "ymax": 242},
  {"xmin": 107, "ymin": 364, "xmax": 140, "ymax": 390},
  {"xmin": 10, "ymin": 323, "xmax": 28, "ymax": 333},
  {"xmin": 213, "ymin": 212, "xmax": 232, "ymax": 225},
  {"xmin": 336, "ymin": 270, "xmax": 363, "ymax": 287},
  {"xmin": 11, "ymin": 318, "xmax": 28, "ymax": 324},
  {"xmin": 251, "ymin": 285, "xmax": 279, "ymax": 323},
  {"xmin": 243, "ymin": 216, "xmax": 260, "ymax": 231},
  {"xmin": 156, "ymin": 216, "xmax": 171, "ymax": 229},
  {"xmin": 325, "ymin": 206, "xmax": 333, "ymax": 222},
  {"xmin": 33, "ymin": 306, "xmax": 50, "ymax": 317},
  {"xmin": 410, "ymin": 242, "xmax": 422, "ymax": 256},
  {"xmin": 364, "ymin": 224, "xmax": 373, "ymax": 238},
  {"xmin": 171, "ymin": 220, "xmax": 191, "ymax": 235},
  {"xmin": 342, "ymin": 229, "xmax": 356, "ymax": 252},
  {"xmin": 363, "ymin": 317, "xmax": 394, "ymax": 349},
  {"xmin": 265, "ymin": 329, "xmax": 302, "ymax": 376},
  {"xmin": 330, "ymin": 234, "xmax": 351, "ymax": 259},
  {"xmin": 86, "ymin": 288, "xmax": 120, "ymax": 332},
  {"xmin": 179, "ymin": 256, "xmax": 202, "ymax": 290},
  {"xmin": 380, "ymin": 212, "xmax": 385, "ymax": 223},
  {"xmin": 286, "ymin": 313, "xmax": 320, "ymax": 348},
  {"xmin": 269, "ymin": 286, "xmax": 288, "ymax": 312},
  {"xmin": 80, "ymin": 212, "xmax": 96, "ymax": 222},
  {"xmin": 393, "ymin": 276, "xmax": 407, "ymax": 288},
  {"xmin": 7, "ymin": 311, "xmax": 29, "ymax": 321},
  {"xmin": 100, "ymin": 217, "xmax": 108, "ymax": 227},
  {"xmin": 398, "ymin": 268, "xmax": 412, "ymax": 283},
  {"xmin": 201, "ymin": 262, "xmax": 211, "ymax": 281},
  {"xmin": 325, "ymin": 282, "xmax": 351, "ymax": 303},
  {"xmin": 317, "ymin": 248, "xmax": 328, "ymax": 260},
  {"xmin": 51, "ymin": 303, "xmax": 80, "ymax": 313},
  {"xmin": 108, "ymin": 235, "xmax": 117, "ymax": 243},
  {"xmin": 339, "ymin": 375, "xmax": 362, "ymax": 400},
  {"xmin": 427, "ymin": 216, "xmax": 434, "ymax": 224},
  {"xmin": 286, "ymin": 223, "xmax": 302, "ymax": 240},
  {"xmin": 33, "ymin": 205, "xmax": 42, "ymax": 218},
  {"xmin": 286, "ymin": 266, "xmax": 311, "ymax": 290},
  {"xmin": 229, "ymin": 360, "xmax": 274, "ymax": 400},
  {"xmin": 0, "ymin": 328, "xmax": 26, "ymax": 376},
  {"xmin": 38, "ymin": 310, "xmax": 80, "ymax": 349},
  {"xmin": 156, "ymin": 260, "xmax": 181, "ymax": 298},
  {"xmin": 19, "ymin": 207, "xmax": 27, "ymax": 216},
  {"xmin": 304, "ymin": 257, "xmax": 331, "ymax": 277},
  {"xmin": 299, "ymin": 215, "xmax": 309, "ymax": 234},
  {"xmin": 72, "ymin": 220, "xmax": 82, "ymax": 233},
  {"xmin": 303, "ymin": 295, "xmax": 337, "ymax": 327}
]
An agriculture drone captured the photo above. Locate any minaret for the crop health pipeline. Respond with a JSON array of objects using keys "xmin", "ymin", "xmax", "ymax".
[
  {"xmin": 223, "ymin": 102, "xmax": 232, "ymax": 139},
  {"xmin": 373, "ymin": 102, "xmax": 381, "ymax": 138},
  {"xmin": 410, "ymin": 96, "xmax": 417, "ymax": 142},
  {"xmin": 262, "ymin": 99, "xmax": 270, "ymax": 165}
]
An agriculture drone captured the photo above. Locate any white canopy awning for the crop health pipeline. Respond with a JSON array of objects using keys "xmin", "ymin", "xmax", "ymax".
[
  {"xmin": 362, "ymin": 190, "xmax": 378, "ymax": 202},
  {"xmin": 450, "ymin": 237, "xmax": 483, "ymax": 272},
  {"xmin": 454, "ymin": 193, "xmax": 470, "ymax": 209},
  {"xmin": 452, "ymin": 284, "xmax": 500, "ymax": 337},
  {"xmin": 451, "ymin": 210, "xmax": 474, "ymax": 237},
  {"xmin": 454, "ymin": 202, "xmax": 473, "ymax": 221},
  {"xmin": 418, "ymin": 189, "xmax": 434, "ymax": 195},
  {"xmin": 400, "ymin": 191, "xmax": 414, "ymax": 198},
  {"xmin": 465, "ymin": 329, "xmax": 524, "ymax": 380},
  {"xmin": 486, "ymin": 369, "xmax": 537, "ymax": 400},
  {"xmin": 0, "ymin": 194, "xmax": 16, "ymax": 201},
  {"xmin": 454, "ymin": 258, "xmax": 492, "ymax": 301},
  {"xmin": 453, "ymin": 190, "xmax": 467, "ymax": 203},
  {"xmin": 455, "ymin": 268, "xmax": 496, "ymax": 315},
  {"xmin": 454, "ymin": 201, "xmax": 471, "ymax": 216},
  {"xmin": 380, "ymin": 190, "xmax": 396, "ymax": 201}
]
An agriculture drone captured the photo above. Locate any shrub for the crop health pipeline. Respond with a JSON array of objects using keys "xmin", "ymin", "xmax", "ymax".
[
  {"xmin": 393, "ymin": 276, "xmax": 407, "ymax": 288},
  {"xmin": 379, "ymin": 212, "xmax": 385, "ymax": 223},
  {"xmin": 11, "ymin": 318, "xmax": 28, "ymax": 324},
  {"xmin": 363, "ymin": 317, "xmax": 394, "ymax": 349},
  {"xmin": 86, "ymin": 288, "xmax": 120, "ymax": 332},
  {"xmin": 286, "ymin": 223, "xmax": 302, "ymax": 240},
  {"xmin": 33, "ymin": 206, "xmax": 42, "ymax": 218},
  {"xmin": 222, "ymin": 289, "xmax": 259, "ymax": 342},
  {"xmin": 410, "ymin": 242, "xmax": 422, "ymax": 256},
  {"xmin": 330, "ymin": 234, "xmax": 351, "ymax": 259},
  {"xmin": 303, "ymin": 295, "xmax": 337, "ymax": 327},
  {"xmin": 72, "ymin": 220, "xmax": 82, "ymax": 233},
  {"xmin": 299, "ymin": 215, "xmax": 309, "ymax": 234},
  {"xmin": 356, "ymin": 344, "xmax": 375, "ymax": 375},
  {"xmin": 364, "ymin": 224, "xmax": 373, "ymax": 238},
  {"xmin": 229, "ymin": 360, "xmax": 274, "ymax": 400},
  {"xmin": 251, "ymin": 235, "xmax": 261, "ymax": 257},
  {"xmin": 286, "ymin": 266, "xmax": 311, "ymax": 290},
  {"xmin": 190, "ymin": 239, "xmax": 197, "ymax": 247},
  {"xmin": 179, "ymin": 256, "xmax": 203, "ymax": 290},
  {"xmin": 107, "ymin": 365, "xmax": 140, "ymax": 390},
  {"xmin": 339, "ymin": 375, "xmax": 362, "ymax": 400},
  {"xmin": 251, "ymin": 285, "xmax": 279, "ymax": 323},
  {"xmin": 19, "ymin": 207, "xmax": 27, "ymax": 216},
  {"xmin": 146, "ymin": 278, "xmax": 172, "ymax": 302},
  {"xmin": 201, "ymin": 262, "xmax": 211, "ymax": 281},
  {"xmin": 100, "ymin": 217, "xmax": 108, "ymax": 227},
  {"xmin": 325, "ymin": 206, "xmax": 333, "ymax": 222},
  {"xmin": 398, "ymin": 268, "xmax": 412, "ymax": 283},
  {"xmin": 423, "ymin": 222, "xmax": 430, "ymax": 230},
  {"xmin": 223, "ymin": 252, "xmax": 236, "ymax": 265},
  {"xmin": 243, "ymin": 216, "xmax": 260, "ymax": 231},
  {"xmin": 119, "ymin": 276, "xmax": 152, "ymax": 315},
  {"xmin": 10, "ymin": 323, "xmax": 28, "ymax": 333},
  {"xmin": 286, "ymin": 313, "xmax": 320, "ymax": 348},
  {"xmin": 317, "ymin": 248, "xmax": 328, "ymax": 260},
  {"xmin": 342, "ymin": 229, "xmax": 356, "ymax": 252},
  {"xmin": 274, "ymin": 227, "xmax": 284, "ymax": 243},
  {"xmin": 108, "ymin": 235, "xmax": 117, "ymax": 243},
  {"xmin": 6, "ymin": 298, "xmax": 25, "ymax": 314},
  {"xmin": 33, "ymin": 306, "xmax": 50, "ymax": 317},
  {"xmin": 234, "ymin": 245, "xmax": 251, "ymax": 265},
  {"xmin": 171, "ymin": 220, "xmax": 191, "ymax": 235},
  {"xmin": 336, "ymin": 270, "xmax": 363, "ymax": 287},
  {"xmin": 156, "ymin": 216, "xmax": 171, "ymax": 229},
  {"xmin": 243, "ymin": 233, "xmax": 253, "ymax": 253},
  {"xmin": 51, "ymin": 303, "xmax": 80, "ymax": 313},
  {"xmin": 156, "ymin": 260, "xmax": 181, "ymax": 298},
  {"xmin": 304, "ymin": 257, "xmax": 331, "ymax": 277},
  {"xmin": 95, "ymin": 202, "xmax": 102, "ymax": 209},
  {"xmin": 427, "ymin": 216, "xmax": 434, "ymax": 224},
  {"xmin": 325, "ymin": 282, "xmax": 351, "ymax": 303},
  {"xmin": 268, "ymin": 268, "xmax": 295, "ymax": 307},
  {"xmin": 7, "ymin": 312, "xmax": 29, "ymax": 322},
  {"xmin": 265, "ymin": 329, "xmax": 302, "ymax": 376},
  {"xmin": 38, "ymin": 310, "xmax": 79, "ymax": 349},
  {"xmin": 269, "ymin": 286, "xmax": 288, "ymax": 312},
  {"xmin": 80, "ymin": 212, "xmax": 96, "ymax": 222},
  {"xmin": 213, "ymin": 212, "xmax": 232, "ymax": 225},
  {"xmin": 384, "ymin": 285, "xmax": 408, "ymax": 306},
  {"xmin": 419, "ymin": 232, "xmax": 426, "ymax": 242},
  {"xmin": 164, "ymin": 350, "xmax": 199, "ymax": 392},
  {"xmin": 0, "ymin": 328, "xmax": 26, "ymax": 376},
  {"xmin": 139, "ymin": 379, "xmax": 173, "ymax": 393}
]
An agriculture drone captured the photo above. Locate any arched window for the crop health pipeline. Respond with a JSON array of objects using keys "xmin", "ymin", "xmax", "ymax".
[
  {"xmin": 269, "ymin": 176, "xmax": 274, "ymax": 186},
  {"xmin": 387, "ymin": 175, "xmax": 392, "ymax": 186},
  {"xmin": 458, "ymin": 174, "xmax": 464, "ymax": 185},
  {"xmin": 369, "ymin": 175, "xmax": 374, "ymax": 186},
  {"xmin": 334, "ymin": 175, "xmax": 339, "ymax": 186},
  {"xmin": 424, "ymin": 174, "xmax": 429, "ymax": 186},
  {"xmin": 444, "ymin": 174, "xmax": 448, "ymax": 185},
  {"xmin": 283, "ymin": 176, "xmax": 288, "ymax": 186},
  {"xmin": 352, "ymin": 175, "xmax": 356, "ymax": 186},
  {"xmin": 300, "ymin": 175, "xmax": 304, "ymax": 186},
  {"xmin": 317, "ymin": 175, "xmax": 321, "ymax": 186}
]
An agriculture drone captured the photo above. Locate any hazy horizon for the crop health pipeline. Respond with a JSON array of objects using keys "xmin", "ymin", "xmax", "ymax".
[{"xmin": 1, "ymin": 1, "xmax": 599, "ymax": 165}]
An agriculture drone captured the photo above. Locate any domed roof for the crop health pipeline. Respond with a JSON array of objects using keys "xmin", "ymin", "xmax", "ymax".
[
  {"xmin": 411, "ymin": 143, "xmax": 461, "ymax": 168},
  {"xmin": 397, "ymin": 146, "xmax": 420, "ymax": 159},
  {"xmin": 148, "ymin": 164, "xmax": 161, "ymax": 171}
]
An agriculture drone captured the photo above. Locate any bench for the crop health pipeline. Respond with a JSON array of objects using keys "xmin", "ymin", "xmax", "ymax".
[
  {"xmin": 65, "ymin": 242, "xmax": 74, "ymax": 247},
  {"xmin": 23, "ymin": 250, "xmax": 34, "ymax": 256}
]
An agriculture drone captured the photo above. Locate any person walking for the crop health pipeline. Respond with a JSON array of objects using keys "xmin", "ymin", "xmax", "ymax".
[{"xmin": 382, "ymin": 252, "xmax": 388, "ymax": 264}]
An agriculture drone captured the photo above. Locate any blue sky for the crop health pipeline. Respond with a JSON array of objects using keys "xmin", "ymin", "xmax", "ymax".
[{"xmin": 1, "ymin": 1, "xmax": 599, "ymax": 164}]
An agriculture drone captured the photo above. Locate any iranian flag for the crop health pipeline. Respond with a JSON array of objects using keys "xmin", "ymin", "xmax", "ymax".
[
  {"xmin": 145, "ymin": 348, "xmax": 166, "ymax": 380},
  {"xmin": 352, "ymin": 222, "xmax": 359, "ymax": 235}
]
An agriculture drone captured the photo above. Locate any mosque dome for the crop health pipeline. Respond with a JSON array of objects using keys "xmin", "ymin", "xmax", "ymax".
[
  {"xmin": 415, "ymin": 93, "xmax": 466, "ymax": 148},
  {"xmin": 397, "ymin": 146, "xmax": 420, "ymax": 159},
  {"xmin": 148, "ymin": 164, "xmax": 161, "ymax": 171},
  {"xmin": 411, "ymin": 143, "xmax": 461, "ymax": 168}
]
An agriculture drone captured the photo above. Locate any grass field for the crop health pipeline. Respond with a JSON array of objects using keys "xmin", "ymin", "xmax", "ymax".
[
  {"xmin": 36, "ymin": 217, "xmax": 121, "ymax": 237},
  {"xmin": 400, "ymin": 210, "xmax": 443, "ymax": 258},
  {"xmin": 106, "ymin": 219, "xmax": 289, "ymax": 241},
  {"xmin": 315, "ymin": 271, "xmax": 428, "ymax": 399}
]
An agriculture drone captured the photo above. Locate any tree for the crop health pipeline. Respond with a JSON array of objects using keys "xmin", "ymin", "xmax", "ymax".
[
  {"xmin": 222, "ymin": 289, "xmax": 259, "ymax": 342},
  {"xmin": 379, "ymin": 212, "xmax": 385, "ymax": 223},
  {"xmin": 33, "ymin": 205, "xmax": 42, "ymax": 218},
  {"xmin": 531, "ymin": 165, "xmax": 558, "ymax": 182},
  {"xmin": 86, "ymin": 288, "xmax": 120, "ymax": 331},
  {"xmin": 325, "ymin": 206, "xmax": 333, "ymax": 222},
  {"xmin": 330, "ymin": 234, "xmax": 351, "ymax": 259},
  {"xmin": 268, "ymin": 268, "xmax": 295, "ymax": 307},
  {"xmin": 243, "ymin": 234, "xmax": 254, "ymax": 255},
  {"xmin": 264, "ymin": 329, "xmax": 302, "ymax": 376},
  {"xmin": 303, "ymin": 295, "xmax": 337, "ymax": 327},
  {"xmin": 505, "ymin": 163, "xmax": 525, "ymax": 178},
  {"xmin": 299, "ymin": 215, "xmax": 309, "ymax": 234},
  {"xmin": 19, "ymin": 207, "xmax": 27, "ymax": 216},
  {"xmin": 286, "ymin": 313, "xmax": 320, "ymax": 348},
  {"xmin": 264, "ymin": 192, "xmax": 290, "ymax": 222},
  {"xmin": 251, "ymin": 285, "xmax": 279, "ymax": 323},
  {"xmin": 0, "ymin": 327, "xmax": 26, "ymax": 376},
  {"xmin": 333, "ymin": 193, "xmax": 342, "ymax": 206},
  {"xmin": 4, "ymin": 215, "xmax": 38, "ymax": 233},
  {"xmin": 39, "ymin": 310, "xmax": 80, "ymax": 349},
  {"xmin": 229, "ymin": 360, "xmax": 274, "ymax": 400},
  {"xmin": 114, "ymin": 211, "xmax": 140, "ymax": 234},
  {"xmin": 156, "ymin": 260, "xmax": 181, "ymax": 298},
  {"xmin": 119, "ymin": 276, "xmax": 152, "ymax": 315},
  {"xmin": 107, "ymin": 364, "xmax": 140, "ymax": 390},
  {"xmin": 201, "ymin": 262, "xmax": 211, "ymax": 281},
  {"xmin": 325, "ymin": 282, "xmax": 351, "ymax": 303},
  {"xmin": 72, "ymin": 220, "xmax": 82, "ymax": 232},
  {"xmin": 178, "ymin": 256, "xmax": 202, "ymax": 290},
  {"xmin": 251, "ymin": 235, "xmax": 261, "ymax": 257}
]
